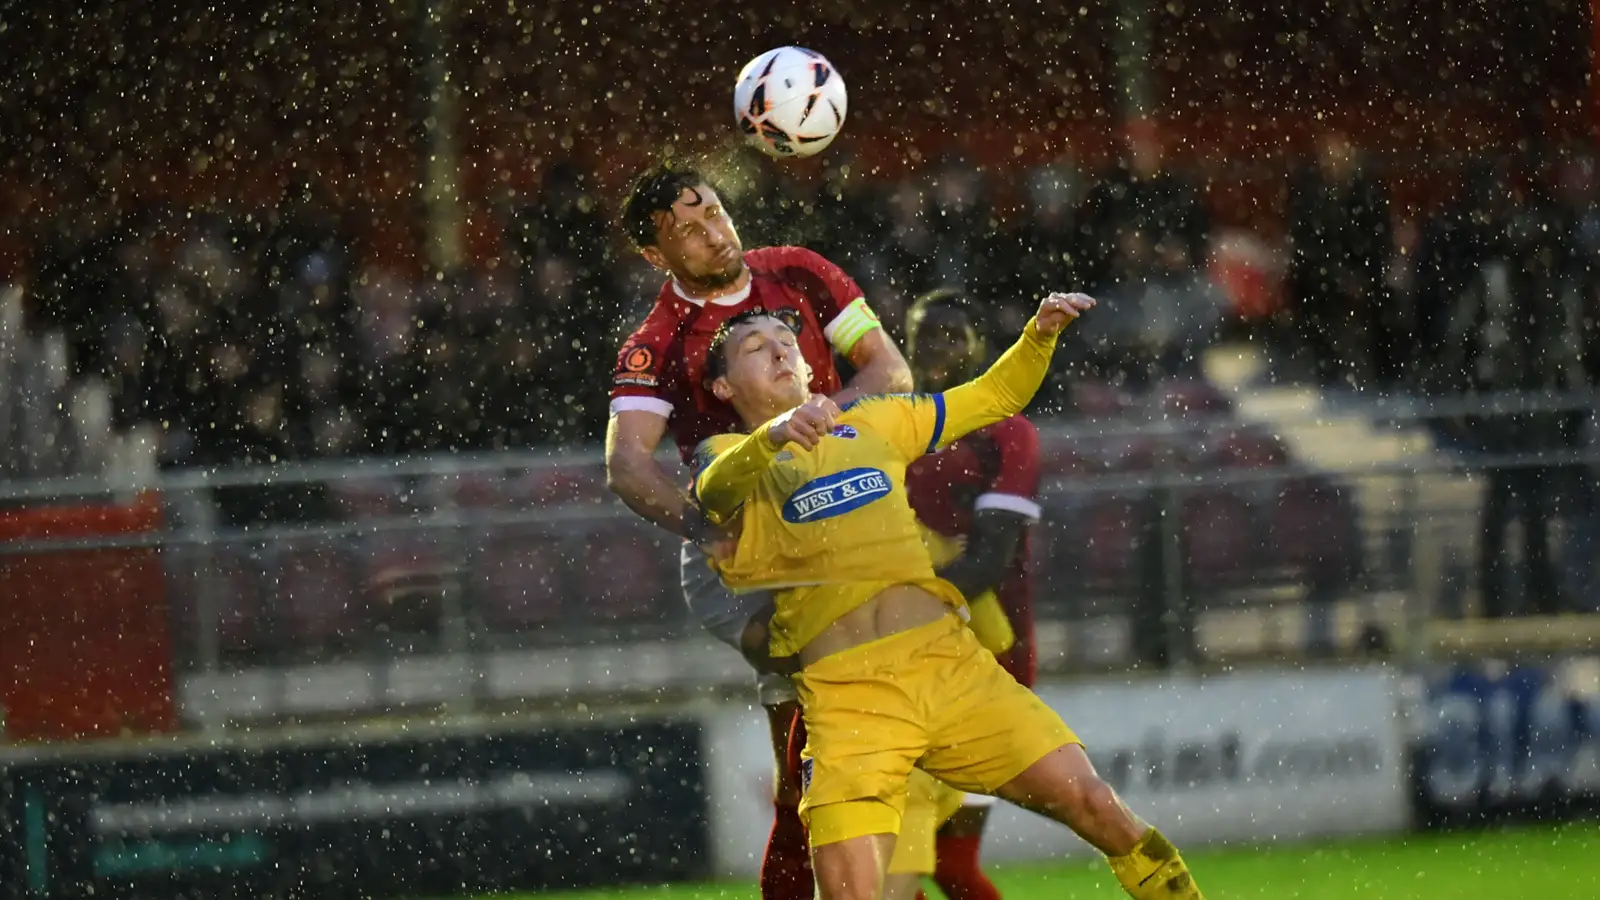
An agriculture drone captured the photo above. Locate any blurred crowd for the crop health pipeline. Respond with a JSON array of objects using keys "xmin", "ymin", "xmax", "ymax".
[
  {"xmin": 25, "ymin": 168, "xmax": 624, "ymax": 471},
  {"xmin": 13, "ymin": 137, "xmax": 1600, "ymax": 478}
]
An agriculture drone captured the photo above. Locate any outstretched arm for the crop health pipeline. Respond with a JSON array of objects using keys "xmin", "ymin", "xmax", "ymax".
[
  {"xmin": 935, "ymin": 292, "xmax": 1095, "ymax": 448},
  {"xmin": 832, "ymin": 328, "xmax": 913, "ymax": 407}
]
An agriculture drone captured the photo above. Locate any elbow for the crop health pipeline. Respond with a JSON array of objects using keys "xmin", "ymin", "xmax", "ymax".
[
  {"xmin": 698, "ymin": 484, "xmax": 735, "ymax": 526},
  {"xmin": 604, "ymin": 446, "xmax": 641, "ymax": 497},
  {"xmin": 885, "ymin": 358, "xmax": 915, "ymax": 394}
]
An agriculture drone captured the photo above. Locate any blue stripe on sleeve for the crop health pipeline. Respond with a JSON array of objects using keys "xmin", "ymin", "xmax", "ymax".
[{"xmin": 927, "ymin": 393, "xmax": 947, "ymax": 454}]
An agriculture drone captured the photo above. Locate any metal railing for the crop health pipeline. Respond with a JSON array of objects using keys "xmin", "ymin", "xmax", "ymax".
[{"xmin": 1, "ymin": 388, "xmax": 1597, "ymax": 717}]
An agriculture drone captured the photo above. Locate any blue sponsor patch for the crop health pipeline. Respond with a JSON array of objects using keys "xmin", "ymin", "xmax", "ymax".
[
  {"xmin": 781, "ymin": 467, "xmax": 891, "ymax": 523},
  {"xmin": 800, "ymin": 757, "xmax": 814, "ymax": 794},
  {"xmin": 830, "ymin": 424, "xmax": 858, "ymax": 439}
]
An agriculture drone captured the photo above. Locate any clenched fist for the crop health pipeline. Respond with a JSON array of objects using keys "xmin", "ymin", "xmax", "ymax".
[
  {"xmin": 1034, "ymin": 291, "xmax": 1096, "ymax": 337},
  {"xmin": 767, "ymin": 394, "xmax": 843, "ymax": 451}
]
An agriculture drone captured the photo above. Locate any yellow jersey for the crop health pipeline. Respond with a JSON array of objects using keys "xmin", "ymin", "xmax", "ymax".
[{"xmin": 692, "ymin": 318, "xmax": 1060, "ymax": 657}]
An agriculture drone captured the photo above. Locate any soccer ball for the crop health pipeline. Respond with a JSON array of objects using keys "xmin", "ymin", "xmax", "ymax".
[{"xmin": 733, "ymin": 47, "xmax": 848, "ymax": 159}]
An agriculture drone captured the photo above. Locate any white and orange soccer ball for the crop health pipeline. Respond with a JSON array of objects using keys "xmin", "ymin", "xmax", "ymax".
[{"xmin": 733, "ymin": 47, "xmax": 848, "ymax": 159}]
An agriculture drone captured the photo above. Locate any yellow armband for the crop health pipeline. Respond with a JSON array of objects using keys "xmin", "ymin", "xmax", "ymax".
[
  {"xmin": 966, "ymin": 591, "xmax": 1016, "ymax": 654},
  {"xmin": 823, "ymin": 296, "xmax": 882, "ymax": 355}
]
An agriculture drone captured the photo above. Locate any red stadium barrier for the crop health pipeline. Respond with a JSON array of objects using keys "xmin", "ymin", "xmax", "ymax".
[{"xmin": 0, "ymin": 494, "xmax": 176, "ymax": 742}]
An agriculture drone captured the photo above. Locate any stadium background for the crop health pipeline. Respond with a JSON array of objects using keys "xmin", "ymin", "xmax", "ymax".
[{"xmin": 1, "ymin": 1, "xmax": 1598, "ymax": 898}]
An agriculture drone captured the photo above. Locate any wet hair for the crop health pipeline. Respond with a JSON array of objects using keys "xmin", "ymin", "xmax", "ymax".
[
  {"xmin": 704, "ymin": 307, "xmax": 794, "ymax": 383},
  {"xmin": 622, "ymin": 160, "xmax": 715, "ymax": 249}
]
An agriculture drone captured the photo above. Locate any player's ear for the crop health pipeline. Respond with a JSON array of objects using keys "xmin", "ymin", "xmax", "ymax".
[
  {"xmin": 639, "ymin": 245, "xmax": 668, "ymax": 271},
  {"xmin": 710, "ymin": 375, "xmax": 734, "ymax": 403}
]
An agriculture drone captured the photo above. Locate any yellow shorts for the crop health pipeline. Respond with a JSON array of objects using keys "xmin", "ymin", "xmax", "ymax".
[
  {"xmin": 886, "ymin": 770, "xmax": 965, "ymax": 874},
  {"xmin": 796, "ymin": 615, "xmax": 1079, "ymax": 848}
]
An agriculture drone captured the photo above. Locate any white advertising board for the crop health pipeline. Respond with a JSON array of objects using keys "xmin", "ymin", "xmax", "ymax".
[
  {"xmin": 702, "ymin": 701, "xmax": 789, "ymax": 878},
  {"xmin": 702, "ymin": 666, "xmax": 1406, "ymax": 876}
]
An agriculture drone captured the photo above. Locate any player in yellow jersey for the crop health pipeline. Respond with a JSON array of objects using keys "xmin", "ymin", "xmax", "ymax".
[{"xmin": 691, "ymin": 294, "xmax": 1203, "ymax": 900}]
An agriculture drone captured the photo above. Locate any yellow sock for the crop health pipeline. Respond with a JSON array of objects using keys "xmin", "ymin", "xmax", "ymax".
[{"xmin": 1106, "ymin": 829, "xmax": 1202, "ymax": 900}]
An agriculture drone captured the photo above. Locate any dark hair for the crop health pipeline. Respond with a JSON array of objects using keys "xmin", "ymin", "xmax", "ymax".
[
  {"xmin": 907, "ymin": 287, "xmax": 976, "ymax": 337},
  {"xmin": 622, "ymin": 160, "xmax": 715, "ymax": 249},
  {"xmin": 704, "ymin": 307, "xmax": 791, "ymax": 383},
  {"xmin": 906, "ymin": 287, "xmax": 984, "ymax": 362}
]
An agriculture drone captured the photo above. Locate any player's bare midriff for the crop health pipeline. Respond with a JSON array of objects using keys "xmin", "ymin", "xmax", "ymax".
[{"xmin": 796, "ymin": 584, "xmax": 952, "ymax": 667}]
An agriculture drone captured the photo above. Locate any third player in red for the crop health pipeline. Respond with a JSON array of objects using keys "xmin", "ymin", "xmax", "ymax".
[{"xmin": 905, "ymin": 288, "xmax": 1044, "ymax": 900}]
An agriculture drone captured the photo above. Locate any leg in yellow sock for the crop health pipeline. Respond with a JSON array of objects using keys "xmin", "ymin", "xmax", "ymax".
[{"xmin": 1107, "ymin": 829, "xmax": 1202, "ymax": 900}]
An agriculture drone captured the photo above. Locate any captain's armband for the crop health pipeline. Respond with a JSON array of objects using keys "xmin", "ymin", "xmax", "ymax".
[{"xmin": 823, "ymin": 296, "xmax": 883, "ymax": 355}]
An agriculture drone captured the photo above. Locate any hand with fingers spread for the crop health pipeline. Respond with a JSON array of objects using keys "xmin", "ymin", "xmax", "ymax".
[
  {"xmin": 1033, "ymin": 291, "xmax": 1097, "ymax": 336},
  {"xmin": 766, "ymin": 394, "xmax": 842, "ymax": 451}
]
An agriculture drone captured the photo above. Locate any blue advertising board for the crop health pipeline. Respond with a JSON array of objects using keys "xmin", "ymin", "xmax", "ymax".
[{"xmin": 1411, "ymin": 662, "xmax": 1600, "ymax": 829}]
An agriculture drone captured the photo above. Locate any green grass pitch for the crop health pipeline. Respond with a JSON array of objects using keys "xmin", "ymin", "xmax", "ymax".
[{"xmin": 509, "ymin": 824, "xmax": 1599, "ymax": 900}]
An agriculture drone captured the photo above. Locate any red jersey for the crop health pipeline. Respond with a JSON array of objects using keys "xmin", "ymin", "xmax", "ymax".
[
  {"xmin": 905, "ymin": 414, "xmax": 1043, "ymax": 685},
  {"xmin": 610, "ymin": 246, "xmax": 873, "ymax": 463}
]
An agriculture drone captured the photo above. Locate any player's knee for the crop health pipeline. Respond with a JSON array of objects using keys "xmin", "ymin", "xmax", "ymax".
[
  {"xmin": 817, "ymin": 884, "xmax": 871, "ymax": 900},
  {"xmin": 809, "ymin": 823, "xmax": 895, "ymax": 900},
  {"xmin": 816, "ymin": 876, "xmax": 882, "ymax": 900},
  {"xmin": 877, "ymin": 872, "xmax": 924, "ymax": 900},
  {"xmin": 1052, "ymin": 771, "xmax": 1119, "ymax": 822},
  {"xmin": 812, "ymin": 857, "xmax": 883, "ymax": 900},
  {"xmin": 1079, "ymin": 774, "xmax": 1123, "ymax": 818}
]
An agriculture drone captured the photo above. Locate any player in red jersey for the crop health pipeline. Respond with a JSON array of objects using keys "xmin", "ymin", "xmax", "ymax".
[
  {"xmin": 904, "ymin": 288, "xmax": 1042, "ymax": 690},
  {"xmin": 905, "ymin": 288, "xmax": 1044, "ymax": 900},
  {"xmin": 605, "ymin": 160, "xmax": 911, "ymax": 900}
]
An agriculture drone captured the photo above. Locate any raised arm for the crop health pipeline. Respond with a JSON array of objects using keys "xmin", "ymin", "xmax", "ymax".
[
  {"xmin": 763, "ymin": 246, "xmax": 913, "ymax": 405},
  {"xmin": 832, "ymin": 327, "xmax": 913, "ymax": 407},
  {"xmin": 935, "ymin": 292, "xmax": 1094, "ymax": 447}
]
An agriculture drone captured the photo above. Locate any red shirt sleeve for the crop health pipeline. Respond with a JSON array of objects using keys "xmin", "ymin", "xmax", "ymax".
[
  {"xmin": 978, "ymin": 416, "xmax": 1043, "ymax": 519},
  {"xmin": 747, "ymin": 245, "xmax": 866, "ymax": 328},
  {"xmin": 609, "ymin": 304, "xmax": 685, "ymax": 417}
]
